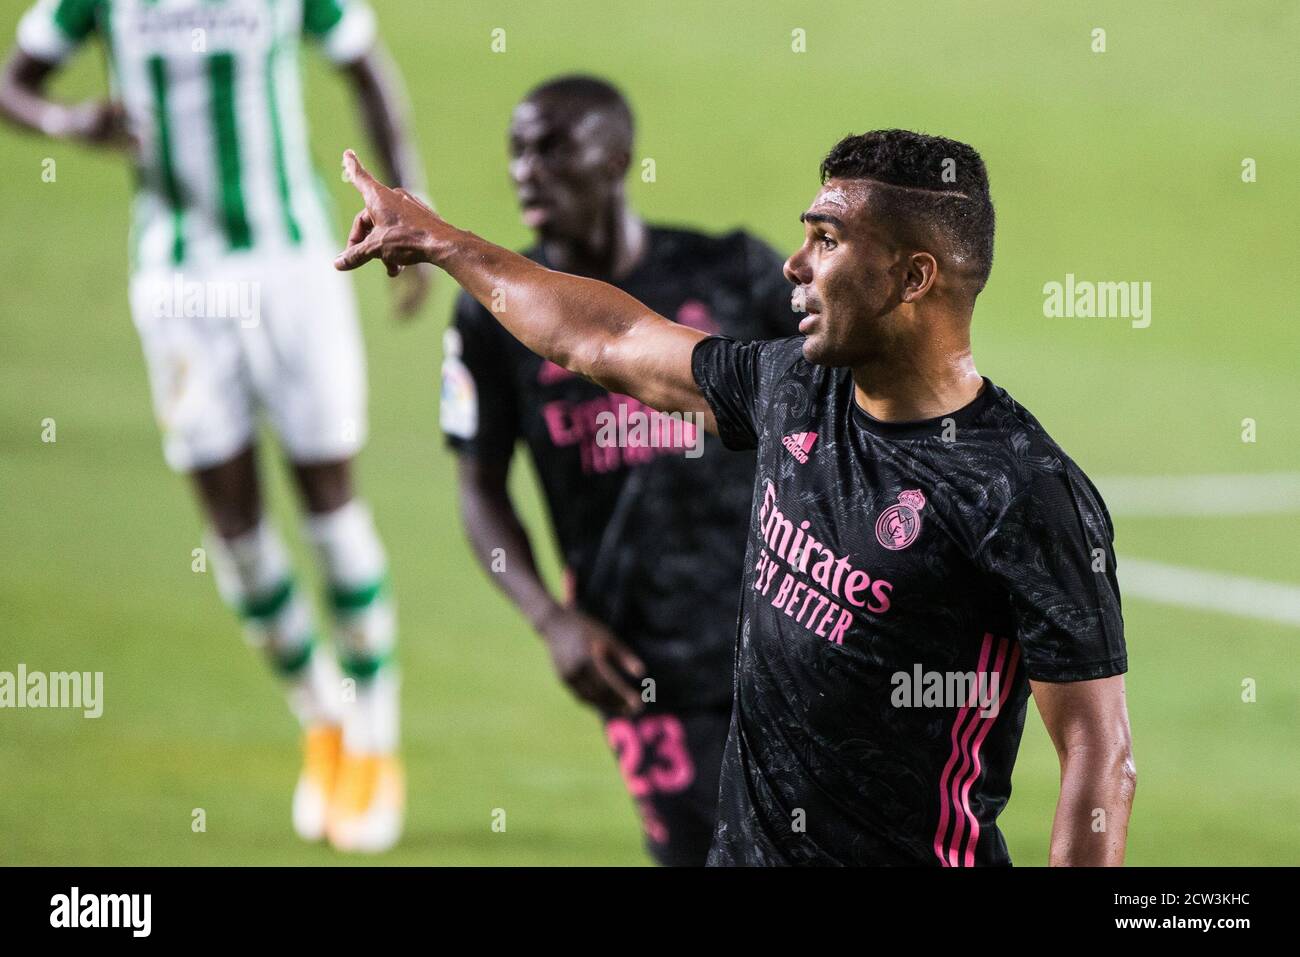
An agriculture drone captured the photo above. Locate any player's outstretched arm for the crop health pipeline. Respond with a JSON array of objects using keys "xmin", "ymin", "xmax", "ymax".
[
  {"xmin": 0, "ymin": 49, "xmax": 130, "ymax": 148},
  {"xmin": 1032, "ymin": 675, "xmax": 1136, "ymax": 866},
  {"xmin": 334, "ymin": 150, "xmax": 717, "ymax": 431}
]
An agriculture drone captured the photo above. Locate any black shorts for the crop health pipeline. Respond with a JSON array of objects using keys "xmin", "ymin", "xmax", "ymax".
[{"xmin": 602, "ymin": 706, "xmax": 732, "ymax": 866}]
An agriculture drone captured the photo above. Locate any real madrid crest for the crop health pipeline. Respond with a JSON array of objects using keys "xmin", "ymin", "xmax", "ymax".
[{"xmin": 875, "ymin": 489, "xmax": 927, "ymax": 551}]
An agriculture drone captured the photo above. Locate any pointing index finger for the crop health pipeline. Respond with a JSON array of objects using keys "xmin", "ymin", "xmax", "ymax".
[{"xmin": 342, "ymin": 149, "xmax": 385, "ymax": 206}]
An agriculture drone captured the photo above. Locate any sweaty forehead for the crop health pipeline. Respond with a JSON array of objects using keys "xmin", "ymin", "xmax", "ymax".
[
  {"xmin": 510, "ymin": 99, "xmax": 555, "ymax": 138},
  {"xmin": 807, "ymin": 180, "xmax": 874, "ymax": 221},
  {"xmin": 511, "ymin": 97, "xmax": 605, "ymax": 141}
]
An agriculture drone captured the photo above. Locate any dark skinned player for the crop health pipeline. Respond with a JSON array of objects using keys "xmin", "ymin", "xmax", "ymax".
[
  {"xmin": 440, "ymin": 76, "xmax": 795, "ymax": 865},
  {"xmin": 337, "ymin": 129, "xmax": 1136, "ymax": 866}
]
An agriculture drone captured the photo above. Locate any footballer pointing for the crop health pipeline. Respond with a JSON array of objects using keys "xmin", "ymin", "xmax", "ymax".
[{"xmin": 336, "ymin": 130, "xmax": 1137, "ymax": 866}]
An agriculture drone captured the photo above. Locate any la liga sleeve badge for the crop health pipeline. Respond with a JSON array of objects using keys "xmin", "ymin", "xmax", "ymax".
[{"xmin": 439, "ymin": 328, "xmax": 479, "ymax": 440}]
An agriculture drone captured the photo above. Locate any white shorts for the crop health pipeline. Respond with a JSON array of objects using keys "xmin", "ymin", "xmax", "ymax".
[{"xmin": 129, "ymin": 248, "xmax": 368, "ymax": 473}]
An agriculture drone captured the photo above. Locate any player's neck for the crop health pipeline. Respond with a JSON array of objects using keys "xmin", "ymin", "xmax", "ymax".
[
  {"xmin": 851, "ymin": 345, "xmax": 984, "ymax": 424},
  {"xmin": 542, "ymin": 204, "xmax": 646, "ymax": 282}
]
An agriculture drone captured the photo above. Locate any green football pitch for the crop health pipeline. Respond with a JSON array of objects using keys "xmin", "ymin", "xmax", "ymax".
[{"xmin": 1, "ymin": 1, "xmax": 1296, "ymax": 865}]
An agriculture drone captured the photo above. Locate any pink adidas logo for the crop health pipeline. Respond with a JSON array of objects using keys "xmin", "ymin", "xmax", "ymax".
[{"xmin": 782, "ymin": 431, "xmax": 818, "ymax": 463}]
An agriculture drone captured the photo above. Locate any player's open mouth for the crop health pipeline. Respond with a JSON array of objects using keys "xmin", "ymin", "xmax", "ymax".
[{"xmin": 798, "ymin": 312, "xmax": 820, "ymax": 333}]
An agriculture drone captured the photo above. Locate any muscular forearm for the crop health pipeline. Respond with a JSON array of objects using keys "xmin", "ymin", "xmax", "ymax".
[
  {"xmin": 335, "ymin": 152, "xmax": 710, "ymax": 418},
  {"xmin": 433, "ymin": 230, "xmax": 662, "ymax": 392},
  {"xmin": 458, "ymin": 480, "xmax": 560, "ymax": 630},
  {"xmin": 1048, "ymin": 746, "xmax": 1136, "ymax": 866}
]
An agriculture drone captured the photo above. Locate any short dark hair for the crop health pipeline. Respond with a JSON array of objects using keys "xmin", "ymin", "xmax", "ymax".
[
  {"xmin": 820, "ymin": 130, "xmax": 995, "ymax": 293},
  {"xmin": 524, "ymin": 74, "xmax": 635, "ymax": 147}
]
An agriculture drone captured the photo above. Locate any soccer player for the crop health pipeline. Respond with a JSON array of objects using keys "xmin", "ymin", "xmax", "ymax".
[
  {"xmin": 441, "ymin": 76, "xmax": 794, "ymax": 865},
  {"xmin": 0, "ymin": 0, "xmax": 430, "ymax": 852},
  {"xmin": 336, "ymin": 128, "xmax": 1136, "ymax": 866}
]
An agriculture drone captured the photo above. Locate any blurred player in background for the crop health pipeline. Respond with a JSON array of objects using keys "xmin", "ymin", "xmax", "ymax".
[
  {"xmin": 440, "ymin": 76, "xmax": 794, "ymax": 865},
  {"xmin": 0, "ymin": 0, "xmax": 431, "ymax": 852}
]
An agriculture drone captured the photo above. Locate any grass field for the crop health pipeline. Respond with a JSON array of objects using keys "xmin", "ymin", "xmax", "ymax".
[{"xmin": 1, "ymin": 1, "xmax": 1297, "ymax": 866}]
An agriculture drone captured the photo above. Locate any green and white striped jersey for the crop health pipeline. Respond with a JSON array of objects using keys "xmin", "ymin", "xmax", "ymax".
[{"xmin": 17, "ymin": 0, "xmax": 376, "ymax": 271}]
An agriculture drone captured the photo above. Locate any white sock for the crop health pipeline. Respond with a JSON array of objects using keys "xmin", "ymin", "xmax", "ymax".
[
  {"xmin": 208, "ymin": 521, "xmax": 343, "ymax": 728},
  {"xmin": 306, "ymin": 500, "xmax": 399, "ymax": 754}
]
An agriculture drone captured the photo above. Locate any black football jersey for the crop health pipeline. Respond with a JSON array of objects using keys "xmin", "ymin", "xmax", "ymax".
[
  {"xmin": 691, "ymin": 335, "xmax": 1127, "ymax": 865},
  {"xmin": 442, "ymin": 226, "xmax": 796, "ymax": 709}
]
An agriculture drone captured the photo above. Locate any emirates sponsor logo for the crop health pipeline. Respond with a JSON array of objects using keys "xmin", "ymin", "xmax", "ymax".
[
  {"xmin": 753, "ymin": 481, "xmax": 894, "ymax": 646},
  {"xmin": 782, "ymin": 431, "xmax": 817, "ymax": 463}
]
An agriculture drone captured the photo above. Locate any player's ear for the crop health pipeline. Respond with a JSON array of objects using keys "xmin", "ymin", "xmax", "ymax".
[{"xmin": 900, "ymin": 251, "xmax": 938, "ymax": 303}]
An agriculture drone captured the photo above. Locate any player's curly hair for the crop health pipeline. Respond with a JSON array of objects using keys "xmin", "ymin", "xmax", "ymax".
[{"xmin": 821, "ymin": 130, "xmax": 995, "ymax": 294}]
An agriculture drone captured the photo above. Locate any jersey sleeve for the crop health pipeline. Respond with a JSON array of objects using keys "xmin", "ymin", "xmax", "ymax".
[
  {"xmin": 741, "ymin": 232, "xmax": 799, "ymax": 339},
  {"xmin": 691, "ymin": 335, "xmax": 800, "ymax": 452},
  {"xmin": 302, "ymin": 0, "xmax": 377, "ymax": 64},
  {"xmin": 441, "ymin": 292, "xmax": 520, "ymax": 462},
  {"xmin": 16, "ymin": 0, "xmax": 100, "ymax": 64},
  {"xmin": 976, "ymin": 467, "xmax": 1127, "ymax": 682}
]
